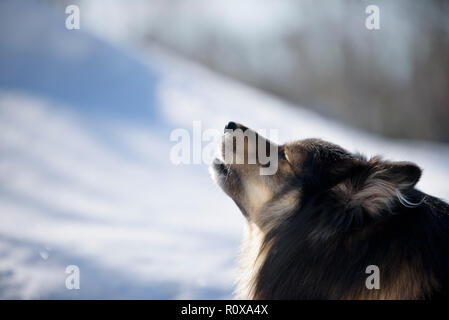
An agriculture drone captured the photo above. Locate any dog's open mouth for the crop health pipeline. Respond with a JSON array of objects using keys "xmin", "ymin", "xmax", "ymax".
[{"xmin": 213, "ymin": 159, "xmax": 230, "ymax": 176}]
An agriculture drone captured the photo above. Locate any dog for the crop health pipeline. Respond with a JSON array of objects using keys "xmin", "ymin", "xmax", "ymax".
[{"xmin": 211, "ymin": 121, "xmax": 449, "ymax": 300}]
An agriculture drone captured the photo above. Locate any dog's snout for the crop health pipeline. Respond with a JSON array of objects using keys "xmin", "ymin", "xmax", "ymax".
[
  {"xmin": 225, "ymin": 121, "xmax": 250, "ymax": 133},
  {"xmin": 225, "ymin": 121, "xmax": 238, "ymax": 132}
]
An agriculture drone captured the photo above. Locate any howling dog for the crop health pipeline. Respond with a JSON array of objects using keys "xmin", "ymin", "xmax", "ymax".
[{"xmin": 210, "ymin": 122, "xmax": 449, "ymax": 300}]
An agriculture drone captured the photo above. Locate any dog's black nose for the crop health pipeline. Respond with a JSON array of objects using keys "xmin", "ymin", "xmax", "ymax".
[{"xmin": 225, "ymin": 121, "xmax": 238, "ymax": 132}]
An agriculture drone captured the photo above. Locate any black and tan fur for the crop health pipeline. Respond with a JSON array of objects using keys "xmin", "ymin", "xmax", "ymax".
[{"xmin": 211, "ymin": 122, "xmax": 449, "ymax": 300}]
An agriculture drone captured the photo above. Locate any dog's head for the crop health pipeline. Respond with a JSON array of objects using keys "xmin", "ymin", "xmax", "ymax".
[{"xmin": 211, "ymin": 122, "xmax": 422, "ymax": 231}]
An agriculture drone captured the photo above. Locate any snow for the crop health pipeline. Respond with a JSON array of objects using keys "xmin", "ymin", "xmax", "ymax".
[
  {"xmin": 1, "ymin": 48, "xmax": 448, "ymax": 298},
  {"xmin": 0, "ymin": 90, "xmax": 241, "ymax": 299},
  {"xmin": 0, "ymin": 1, "xmax": 448, "ymax": 300}
]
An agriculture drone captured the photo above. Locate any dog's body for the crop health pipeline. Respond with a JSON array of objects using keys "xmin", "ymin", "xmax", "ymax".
[{"xmin": 211, "ymin": 122, "xmax": 449, "ymax": 299}]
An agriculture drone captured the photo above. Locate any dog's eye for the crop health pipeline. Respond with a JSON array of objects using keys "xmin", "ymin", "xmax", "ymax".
[
  {"xmin": 279, "ymin": 149, "xmax": 292, "ymax": 164},
  {"xmin": 279, "ymin": 149, "xmax": 286, "ymax": 160},
  {"xmin": 260, "ymin": 150, "xmax": 286, "ymax": 167}
]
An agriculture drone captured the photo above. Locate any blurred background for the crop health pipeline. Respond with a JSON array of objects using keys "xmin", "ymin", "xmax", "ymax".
[{"xmin": 0, "ymin": 0, "xmax": 448, "ymax": 299}]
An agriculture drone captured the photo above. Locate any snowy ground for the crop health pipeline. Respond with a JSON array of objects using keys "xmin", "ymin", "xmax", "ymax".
[
  {"xmin": 1, "ymin": 1, "xmax": 448, "ymax": 300},
  {"xmin": 1, "ymin": 50, "xmax": 449, "ymax": 299}
]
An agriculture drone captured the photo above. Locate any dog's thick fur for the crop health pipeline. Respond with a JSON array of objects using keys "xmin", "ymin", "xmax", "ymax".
[{"xmin": 212, "ymin": 122, "xmax": 449, "ymax": 300}]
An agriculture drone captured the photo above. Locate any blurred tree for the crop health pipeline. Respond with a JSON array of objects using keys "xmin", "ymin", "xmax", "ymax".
[{"xmin": 77, "ymin": 0, "xmax": 449, "ymax": 142}]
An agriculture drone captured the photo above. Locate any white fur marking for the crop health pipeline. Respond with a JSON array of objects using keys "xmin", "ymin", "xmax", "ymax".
[{"xmin": 396, "ymin": 190, "xmax": 425, "ymax": 208}]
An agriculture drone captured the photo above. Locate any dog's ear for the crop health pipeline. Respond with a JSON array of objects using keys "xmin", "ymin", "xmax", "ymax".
[
  {"xmin": 333, "ymin": 159, "xmax": 422, "ymax": 215},
  {"xmin": 374, "ymin": 161, "xmax": 422, "ymax": 188}
]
